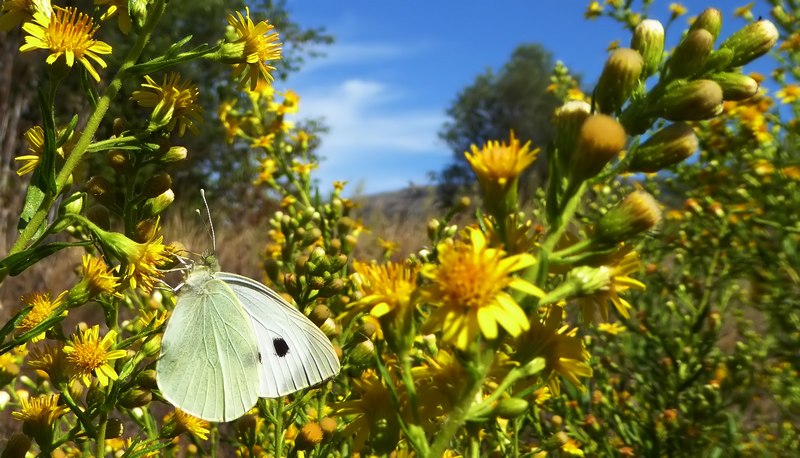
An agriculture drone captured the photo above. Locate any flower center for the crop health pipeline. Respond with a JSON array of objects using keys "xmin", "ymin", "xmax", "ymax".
[{"xmin": 47, "ymin": 8, "xmax": 97, "ymax": 55}]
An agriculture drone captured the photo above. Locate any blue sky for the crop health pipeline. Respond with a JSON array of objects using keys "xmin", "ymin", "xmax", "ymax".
[{"xmin": 280, "ymin": 1, "xmax": 774, "ymax": 195}]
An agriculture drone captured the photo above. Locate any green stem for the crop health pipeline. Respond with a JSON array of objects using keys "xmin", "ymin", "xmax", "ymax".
[
  {"xmin": 274, "ymin": 398, "xmax": 285, "ymax": 458},
  {"xmin": 6, "ymin": 0, "xmax": 166, "ymax": 258},
  {"xmin": 96, "ymin": 412, "xmax": 108, "ymax": 457},
  {"xmin": 428, "ymin": 349, "xmax": 493, "ymax": 457}
]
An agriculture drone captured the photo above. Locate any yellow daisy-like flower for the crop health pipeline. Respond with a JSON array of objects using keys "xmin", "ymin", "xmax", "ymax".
[
  {"xmin": 16, "ymin": 291, "xmax": 67, "ymax": 342},
  {"xmin": 251, "ymin": 133, "xmax": 275, "ymax": 150},
  {"xmin": 776, "ymin": 84, "xmax": 800, "ymax": 104},
  {"xmin": 12, "ymin": 393, "xmax": 69, "ymax": 426},
  {"xmin": 576, "ymin": 248, "xmax": 645, "ymax": 323},
  {"xmin": 292, "ymin": 161, "xmax": 317, "ymax": 177},
  {"xmin": 92, "ymin": 223, "xmax": 170, "ymax": 293},
  {"xmin": 94, "ymin": 0, "xmax": 131, "ymax": 34},
  {"xmin": 15, "ymin": 125, "xmax": 61, "ymax": 176},
  {"xmin": 668, "ymin": 3, "xmax": 687, "ymax": 17},
  {"xmin": 421, "ymin": 227, "xmax": 544, "ymax": 351},
  {"xmin": 162, "ymin": 409, "xmax": 210, "ymax": 440},
  {"xmin": 27, "ymin": 344, "xmax": 66, "ymax": 381},
  {"xmin": 330, "ymin": 370, "xmax": 398, "ymax": 452},
  {"xmin": 226, "ymin": 7, "xmax": 282, "ymax": 91},
  {"xmin": 20, "ymin": 6, "xmax": 112, "ymax": 82},
  {"xmin": 131, "ymin": 73, "xmax": 203, "ymax": 137},
  {"xmin": 350, "ymin": 260, "xmax": 418, "ymax": 319},
  {"xmin": 0, "ymin": 0, "xmax": 51, "ymax": 31},
  {"xmin": 412, "ymin": 350, "xmax": 468, "ymax": 423},
  {"xmin": 515, "ymin": 305, "xmax": 593, "ymax": 394},
  {"xmin": 79, "ymin": 254, "xmax": 121, "ymax": 298},
  {"xmin": 465, "ymin": 131, "xmax": 539, "ymax": 189},
  {"xmin": 63, "ymin": 325, "xmax": 127, "ymax": 386},
  {"xmin": 269, "ymin": 89, "xmax": 300, "ymax": 115}
]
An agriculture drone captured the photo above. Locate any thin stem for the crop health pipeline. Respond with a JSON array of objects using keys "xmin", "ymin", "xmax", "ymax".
[
  {"xmin": 428, "ymin": 349, "xmax": 493, "ymax": 457},
  {"xmin": 274, "ymin": 398, "xmax": 285, "ymax": 458},
  {"xmin": 6, "ymin": 0, "xmax": 166, "ymax": 258},
  {"xmin": 96, "ymin": 412, "xmax": 108, "ymax": 457}
]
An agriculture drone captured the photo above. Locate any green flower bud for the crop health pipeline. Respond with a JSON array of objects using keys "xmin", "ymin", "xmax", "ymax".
[
  {"xmin": 493, "ymin": 398, "xmax": 530, "ymax": 419},
  {"xmin": 719, "ymin": 19, "xmax": 779, "ymax": 68},
  {"xmin": 565, "ymin": 265, "xmax": 612, "ymax": 296},
  {"xmin": 570, "ymin": 115, "xmax": 627, "ymax": 183},
  {"xmin": 162, "ymin": 146, "xmax": 188, "ymax": 163},
  {"xmin": 594, "ymin": 190, "xmax": 662, "ymax": 245},
  {"xmin": 309, "ymin": 304, "xmax": 331, "ymax": 326},
  {"xmin": 708, "ymin": 72, "xmax": 759, "ymax": 101},
  {"xmin": 631, "ymin": 19, "xmax": 665, "ymax": 78},
  {"xmin": 666, "ymin": 29, "xmax": 714, "ymax": 80},
  {"xmin": 594, "ymin": 48, "xmax": 644, "ymax": 114},
  {"xmin": 629, "ymin": 123, "xmax": 698, "ymax": 172},
  {"xmin": 349, "ymin": 339, "xmax": 375, "ymax": 366},
  {"xmin": 142, "ymin": 189, "xmax": 175, "ymax": 218},
  {"xmin": 112, "ymin": 118, "xmax": 127, "ymax": 136},
  {"xmin": 689, "ymin": 8, "xmax": 722, "ymax": 40},
  {"xmin": 104, "ymin": 418, "xmax": 124, "ymax": 439},
  {"xmin": 62, "ymin": 192, "xmax": 85, "ymax": 216},
  {"xmin": 119, "ymin": 388, "xmax": 152, "ymax": 409},
  {"xmin": 553, "ymin": 100, "xmax": 591, "ymax": 172},
  {"xmin": 107, "ymin": 149, "xmax": 129, "ymax": 172},
  {"xmin": 656, "ymin": 79, "xmax": 723, "ymax": 121},
  {"xmin": 143, "ymin": 172, "xmax": 172, "ymax": 198},
  {"xmin": 135, "ymin": 369, "xmax": 158, "ymax": 389}
]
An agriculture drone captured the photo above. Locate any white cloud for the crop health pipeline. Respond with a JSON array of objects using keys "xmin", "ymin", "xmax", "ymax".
[
  {"xmin": 290, "ymin": 78, "xmax": 449, "ymax": 194},
  {"xmin": 298, "ymin": 43, "xmax": 410, "ymax": 73}
]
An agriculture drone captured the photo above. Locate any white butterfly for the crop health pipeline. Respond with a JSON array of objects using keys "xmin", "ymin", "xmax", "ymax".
[{"xmin": 156, "ymin": 258, "xmax": 341, "ymax": 422}]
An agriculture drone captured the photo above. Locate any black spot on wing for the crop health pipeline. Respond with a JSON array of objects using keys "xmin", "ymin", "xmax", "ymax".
[{"xmin": 273, "ymin": 337, "xmax": 289, "ymax": 357}]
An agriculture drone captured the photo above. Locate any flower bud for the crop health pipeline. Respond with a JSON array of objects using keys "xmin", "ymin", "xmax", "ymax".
[
  {"xmin": 631, "ymin": 19, "xmax": 665, "ymax": 77},
  {"xmin": 320, "ymin": 317, "xmax": 338, "ymax": 338},
  {"xmin": 295, "ymin": 422, "xmax": 324, "ymax": 450},
  {"xmin": 162, "ymin": 145, "xmax": 188, "ymax": 163},
  {"xmin": 142, "ymin": 189, "xmax": 175, "ymax": 217},
  {"xmin": 708, "ymin": 72, "xmax": 759, "ymax": 101},
  {"xmin": 350, "ymin": 339, "xmax": 375, "ymax": 366},
  {"xmin": 553, "ymin": 100, "xmax": 591, "ymax": 172},
  {"xmin": 594, "ymin": 191, "xmax": 662, "ymax": 244},
  {"xmin": 719, "ymin": 19, "xmax": 779, "ymax": 68},
  {"xmin": 493, "ymin": 398, "xmax": 529, "ymax": 419},
  {"xmin": 427, "ymin": 219, "xmax": 440, "ymax": 241},
  {"xmin": 666, "ymin": 29, "xmax": 714, "ymax": 79},
  {"xmin": 86, "ymin": 176, "xmax": 117, "ymax": 207},
  {"xmin": 105, "ymin": 418, "xmax": 124, "ymax": 439},
  {"xmin": 594, "ymin": 48, "xmax": 644, "ymax": 114},
  {"xmin": 107, "ymin": 150, "xmax": 129, "ymax": 172},
  {"xmin": 119, "ymin": 388, "xmax": 152, "ymax": 409},
  {"xmin": 112, "ymin": 118, "xmax": 127, "ymax": 136},
  {"xmin": 570, "ymin": 114, "xmax": 627, "ymax": 182},
  {"xmin": 309, "ymin": 304, "xmax": 330, "ymax": 326},
  {"xmin": 689, "ymin": 8, "xmax": 722, "ymax": 41},
  {"xmin": 62, "ymin": 192, "xmax": 85, "ymax": 216},
  {"xmin": 565, "ymin": 266, "xmax": 612, "ymax": 296},
  {"xmin": 656, "ymin": 79, "xmax": 723, "ymax": 121},
  {"xmin": 143, "ymin": 172, "xmax": 172, "ymax": 198},
  {"xmin": 320, "ymin": 417, "xmax": 337, "ymax": 441},
  {"xmin": 135, "ymin": 369, "xmax": 158, "ymax": 389},
  {"xmin": 628, "ymin": 123, "xmax": 698, "ymax": 172},
  {"xmin": 134, "ymin": 218, "xmax": 159, "ymax": 243}
]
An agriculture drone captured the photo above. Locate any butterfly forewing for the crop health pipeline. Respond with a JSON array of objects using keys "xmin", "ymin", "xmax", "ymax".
[
  {"xmin": 157, "ymin": 269, "xmax": 260, "ymax": 422},
  {"xmin": 217, "ymin": 273, "xmax": 341, "ymax": 397}
]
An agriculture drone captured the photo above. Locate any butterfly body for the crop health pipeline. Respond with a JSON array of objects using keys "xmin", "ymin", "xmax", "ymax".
[{"xmin": 157, "ymin": 263, "xmax": 340, "ymax": 422}]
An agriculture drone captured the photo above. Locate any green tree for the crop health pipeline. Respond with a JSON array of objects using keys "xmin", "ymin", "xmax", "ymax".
[{"xmin": 437, "ymin": 43, "xmax": 561, "ymax": 205}]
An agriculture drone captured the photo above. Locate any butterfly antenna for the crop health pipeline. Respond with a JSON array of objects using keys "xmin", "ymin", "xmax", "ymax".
[{"xmin": 200, "ymin": 189, "xmax": 217, "ymax": 254}]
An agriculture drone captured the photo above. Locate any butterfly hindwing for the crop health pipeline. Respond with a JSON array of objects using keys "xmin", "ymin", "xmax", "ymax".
[
  {"xmin": 217, "ymin": 272, "xmax": 341, "ymax": 398},
  {"xmin": 157, "ymin": 268, "xmax": 261, "ymax": 422}
]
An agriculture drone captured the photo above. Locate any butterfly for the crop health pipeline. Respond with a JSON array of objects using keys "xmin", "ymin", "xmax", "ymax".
[{"xmin": 156, "ymin": 256, "xmax": 340, "ymax": 422}]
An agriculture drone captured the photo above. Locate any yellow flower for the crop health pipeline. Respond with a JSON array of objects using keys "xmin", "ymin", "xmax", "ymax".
[
  {"xmin": 20, "ymin": 6, "xmax": 112, "ymax": 82},
  {"xmin": 733, "ymin": 2, "xmax": 754, "ymax": 19},
  {"xmin": 93, "ymin": 224, "xmax": 170, "ymax": 293},
  {"xmin": 94, "ymin": 0, "xmax": 130, "ymax": 34},
  {"xmin": 131, "ymin": 73, "xmax": 203, "ymax": 136},
  {"xmin": 63, "ymin": 325, "xmax": 127, "ymax": 386},
  {"xmin": 16, "ymin": 291, "xmax": 67, "ymax": 342},
  {"xmin": 533, "ymin": 386, "xmax": 552, "ymax": 405},
  {"xmin": 597, "ymin": 322, "xmax": 627, "ymax": 335},
  {"xmin": 559, "ymin": 433, "xmax": 586, "ymax": 457},
  {"xmin": 669, "ymin": 3, "xmax": 687, "ymax": 17},
  {"xmin": 412, "ymin": 350, "xmax": 468, "ymax": 423},
  {"xmin": 776, "ymin": 84, "xmax": 800, "ymax": 104},
  {"xmin": 162, "ymin": 409, "xmax": 210, "ymax": 440},
  {"xmin": 269, "ymin": 89, "xmax": 300, "ymax": 115},
  {"xmin": 584, "ymin": 1, "xmax": 603, "ymax": 19},
  {"xmin": 12, "ymin": 393, "xmax": 69, "ymax": 425},
  {"xmin": 254, "ymin": 157, "xmax": 277, "ymax": 184},
  {"xmin": 251, "ymin": 133, "xmax": 275, "ymax": 149},
  {"xmin": 27, "ymin": 344, "xmax": 66, "ymax": 381},
  {"xmin": 515, "ymin": 305, "xmax": 592, "ymax": 394},
  {"xmin": 330, "ymin": 370, "xmax": 398, "ymax": 452},
  {"xmin": 15, "ymin": 125, "xmax": 64, "ymax": 176},
  {"xmin": 0, "ymin": 0, "xmax": 51, "ymax": 32},
  {"xmin": 226, "ymin": 7, "xmax": 282, "ymax": 91},
  {"xmin": 350, "ymin": 261, "xmax": 418, "ymax": 319},
  {"xmin": 79, "ymin": 254, "xmax": 121, "ymax": 298},
  {"xmin": 576, "ymin": 248, "xmax": 645, "ymax": 323},
  {"xmin": 421, "ymin": 228, "xmax": 544, "ymax": 351},
  {"xmin": 138, "ymin": 309, "xmax": 168, "ymax": 330},
  {"xmin": 465, "ymin": 131, "xmax": 538, "ymax": 189}
]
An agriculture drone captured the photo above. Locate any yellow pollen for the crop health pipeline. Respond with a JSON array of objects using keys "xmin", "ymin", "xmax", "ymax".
[{"xmin": 47, "ymin": 8, "xmax": 98, "ymax": 56}]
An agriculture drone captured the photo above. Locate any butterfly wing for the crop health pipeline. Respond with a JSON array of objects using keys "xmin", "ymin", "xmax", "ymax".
[
  {"xmin": 218, "ymin": 272, "xmax": 341, "ymax": 398},
  {"xmin": 157, "ymin": 269, "xmax": 261, "ymax": 422}
]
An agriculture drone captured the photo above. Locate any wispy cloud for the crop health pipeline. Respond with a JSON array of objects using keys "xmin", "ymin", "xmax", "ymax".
[
  {"xmin": 293, "ymin": 78, "xmax": 448, "ymax": 193},
  {"xmin": 298, "ymin": 42, "xmax": 411, "ymax": 73}
]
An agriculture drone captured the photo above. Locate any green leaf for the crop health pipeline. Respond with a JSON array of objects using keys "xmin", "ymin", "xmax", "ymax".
[{"xmin": 0, "ymin": 240, "xmax": 92, "ymax": 277}]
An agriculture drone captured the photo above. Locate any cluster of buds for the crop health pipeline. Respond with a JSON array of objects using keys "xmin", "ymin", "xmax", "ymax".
[
  {"xmin": 594, "ymin": 9, "xmax": 778, "ymax": 136},
  {"xmin": 284, "ymin": 246, "xmax": 348, "ymax": 300}
]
